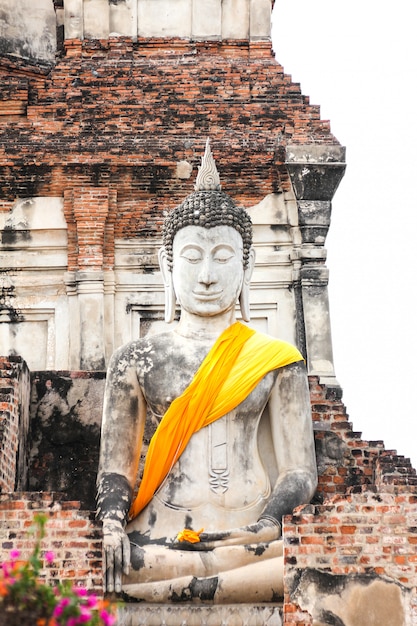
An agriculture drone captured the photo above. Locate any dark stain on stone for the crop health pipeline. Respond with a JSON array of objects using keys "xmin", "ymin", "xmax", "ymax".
[
  {"xmin": 0, "ymin": 37, "xmax": 52, "ymax": 68},
  {"xmin": 170, "ymin": 576, "xmax": 218, "ymax": 602},
  {"xmin": 96, "ymin": 472, "xmax": 132, "ymax": 522},
  {"xmin": 121, "ymin": 591, "xmax": 145, "ymax": 604},
  {"xmin": 128, "ymin": 530, "xmax": 168, "ymax": 548},
  {"xmin": 1, "ymin": 226, "xmax": 31, "ymax": 245},
  {"xmin": 189, "ymin": 576, "xmax": 218, "ymax": 601},
  {"xmin": 271, "ymin": 589, "xmax": 282, "ymax": 602},
  {"xmin": 80, "ymin": 348, "xmax": 106, "ymax": 371},
  {"xmin": 315, "ymin": 432, "xmax": 346, "ymax": 462},
  {"xmin": 0, "ymin": 281, "xmax": 24, "ymax": 323},
  {"xmin": 315, "ymin": 432, "xmax": 348, "ymax": 476},
  {"xmin": 129, "ymin": 544, "xmax": 146, "ymax": 571},
  {"xmin": 245, "ymin": 543, "xmax": 267, "ymax": 557},
  {"xmin": 319, "ymin": 610, "xmax": 346, "ymax": 626},
  {"xmin": 129, "ymin": 395, "xmax": 139, "ymax": 419},
  {"xmin": 184, "ymin": 514, "xmax": 193, "ymax": 529},
  {"xmin": 28, "ymin": 372, "xmax": 104, "ymax": 510},
  {"xmin": 289, "ymin": 567, "xmax": 407, "ymax": 601},
  {"xmin": 147, "ymin": 508, "xmax": 157, "ymax": 528},
  {"xmin": 128, "ymin": 530, "xmax": 151, "ymax": 547},
  {"xmin": 151, "ymin": 467, "xmax": 185, "ymax": 504}
]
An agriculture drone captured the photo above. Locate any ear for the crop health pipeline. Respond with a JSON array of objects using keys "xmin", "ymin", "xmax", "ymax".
[
  {"xmin": 239, "ymin": 247, "xmax": 255, "ymax": 322},
  {"xmin": 158, "ymin": 247, "xmax": 176, "ymax": 323}
]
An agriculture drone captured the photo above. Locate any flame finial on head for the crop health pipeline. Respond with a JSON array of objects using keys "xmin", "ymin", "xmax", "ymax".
[
  {"xmin": 163, "ymin": 139, "xmax": 253, "ymax": 270},
  {"xmin": 194, "ymin": 138, "xmax": 222, "ymax": 192}
]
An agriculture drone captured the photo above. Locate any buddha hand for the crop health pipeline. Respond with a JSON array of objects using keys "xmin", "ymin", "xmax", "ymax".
[
  {"xmin": 102, "ymin": 518, "xmax": 131, "ymax": 593},
  {"xmin": 172, "ymin": 517, "xmax": 281, "ymax": 550}
]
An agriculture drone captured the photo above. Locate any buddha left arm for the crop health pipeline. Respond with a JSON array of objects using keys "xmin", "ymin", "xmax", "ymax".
[
  {"xmin": 259, "ymin": 360, "xmax": 317, "ymax": 525},
  {"xmin": 179, "ymin": 361, "xmax": 317, "ymax": 550}
]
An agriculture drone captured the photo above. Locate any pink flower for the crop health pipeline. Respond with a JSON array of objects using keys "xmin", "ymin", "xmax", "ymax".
[
  {"xmin": 53, "ymin": 596, "xmax": 70, "ymax": 617},
  {"xmin": 10, "ymin": 550, "xmax": 20, "ymax": 560},
  {"xmin": 44, "ymin": 550, "xmax": 55, "ymax": 563},
  {"xmin": 73, "ymin": 586, "xmax": 88, "ymax": 597},
  {"xmin": 100, "ymin": 610, "xmax": 116, "ymax": 626},
  {"xmin": 78, "ymin": 606, "xmax": 92, "ymax": 622},
  {"xmin": 86, "ymin": 594, "xmax": 97, "ymax": 608}
]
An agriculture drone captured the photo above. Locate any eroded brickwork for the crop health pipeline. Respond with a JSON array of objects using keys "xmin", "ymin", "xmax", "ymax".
[
  {"xmin": 0, "ymin": 356, "xmax": 103, "ymax": 593},
  {"xmin": 0, "ymin": 356, "xmax": 30, "ymax": 493},
  {"xmin": 0, "ymin": 38, "xmax": 335, "ymax": 270},
  {"xmin": 283, "ymin": 491, "xmax": 417, "ymax": 626},
  {"xmin": 310, "ymin": 377, "xmax": 417, "ymax": 499},
  {"xmin": 0, "ymin": 492, "xmax": 102, "ymax": 594},
  {"xmin": 282, "ymin": 378, "xmax": 417, "ymax": 626}
]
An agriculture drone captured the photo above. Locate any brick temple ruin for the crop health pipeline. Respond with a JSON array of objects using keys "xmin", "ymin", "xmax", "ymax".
[{"xmin": 0, "ymin": 1, "xmax": 416, "ymax": 624}]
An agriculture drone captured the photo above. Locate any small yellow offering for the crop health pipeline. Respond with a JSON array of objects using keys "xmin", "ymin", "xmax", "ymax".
[{"xmin": 176, "ymin": 528, "xmax": 204, "ymax": 543}]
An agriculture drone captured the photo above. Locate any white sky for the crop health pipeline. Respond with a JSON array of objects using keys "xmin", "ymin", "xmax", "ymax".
[{"xmin": 272, "ymin": 0, "xmax": 417, "ymax": 469}]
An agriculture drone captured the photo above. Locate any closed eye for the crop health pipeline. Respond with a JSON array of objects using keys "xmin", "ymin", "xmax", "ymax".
[
  {"xmin": 180, "ymin": 244, "xmax": 203, "ymax": 263},
  {"xmin": 213, "ymin": 253, "xmax": 234, "ymax": 263},
  {"xmin": 181, "ymin": 253, "xmax": 202, "ymax": 263},
  {"xmin": 212, "ymin": 243, "xmax": 237, "ymax": 264}
]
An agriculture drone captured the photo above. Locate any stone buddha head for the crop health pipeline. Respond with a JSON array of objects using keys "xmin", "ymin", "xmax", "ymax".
[{"xmin": 159, "ymin": 140, "xmax": 255, "ymax": 323}]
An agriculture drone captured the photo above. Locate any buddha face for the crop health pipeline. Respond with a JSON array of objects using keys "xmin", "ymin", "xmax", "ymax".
[{"xmin": 172, "ymin": 225, "xmax": 245, "ymax": 318}]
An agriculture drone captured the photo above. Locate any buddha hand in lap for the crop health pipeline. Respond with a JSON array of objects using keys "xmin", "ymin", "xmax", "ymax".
[{"xmin": 96, "ymin": 141, "xmax": 317, "ymax": 603}]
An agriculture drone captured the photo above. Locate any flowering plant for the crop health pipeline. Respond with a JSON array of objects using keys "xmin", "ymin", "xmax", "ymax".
[{"xmin": 0, "ymin": 514, "xmax": 116, "ymax": 626}]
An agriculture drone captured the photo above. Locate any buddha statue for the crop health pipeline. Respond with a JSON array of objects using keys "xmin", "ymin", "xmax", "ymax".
[{"xmin": 96, "ymin": 140, "xmax": 317, "ymax": 603}]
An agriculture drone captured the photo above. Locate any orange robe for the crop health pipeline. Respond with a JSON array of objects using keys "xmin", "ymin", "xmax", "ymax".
[{"xmin": 129, "ymin": 321, "xmax": 303, "ymax": 520}]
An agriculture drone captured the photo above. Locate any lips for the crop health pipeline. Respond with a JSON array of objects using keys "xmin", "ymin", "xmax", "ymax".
[{"xmin": 193, "ymin": 291, "xmax": 222, "ymax": 300}]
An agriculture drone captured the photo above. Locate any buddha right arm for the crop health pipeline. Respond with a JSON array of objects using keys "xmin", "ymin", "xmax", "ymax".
[
  {"xmin": 96, "ymin": 474, "xmax": 132, "ymax": 593},
  {"xmin": 96, "ymin": 344, "xmax": 147, "ymax": 592}
]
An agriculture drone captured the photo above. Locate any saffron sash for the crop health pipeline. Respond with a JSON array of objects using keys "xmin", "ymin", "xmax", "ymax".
[{"xmin": 129, "ymin": 321, "xmax": 303, "ymax": 519}]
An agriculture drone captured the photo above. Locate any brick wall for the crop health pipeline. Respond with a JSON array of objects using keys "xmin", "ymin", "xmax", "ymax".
[
  {"xmin": 0, "ymin": 356, "xmax": 30, "ymax": 493},
  {"xmin": 0, "ymin": 492, "xmax": 103, "ymax": 594},
  {"xmin": 64, "ymin": 187, "xmax": 118, "ymax": 271},
  {"xmin": 0, "ymin": 38, "xmax": 337, "ymax": 270},
  {"xmin": 0, "ymin": 358, "xmax": 102, "ymax": 597},
  {"xmin": 0, "ymin": 77, "xmax": 28, "ymax": 116},
  {"xmin": 282, "ymin": 491, "xmax": 417, "ymax": 625},
  {"xmin": 310, "ymin": 376, "xmax": 417, "ymax": 499},
  {"xmin": 282, "ymin": 378, "xmax": 417, "ymax": 626}
]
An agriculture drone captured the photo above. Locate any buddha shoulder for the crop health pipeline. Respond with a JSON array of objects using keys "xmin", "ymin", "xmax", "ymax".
[{"xmin": 107, "ymin": 331, "xmax": 202, "ymax": 377}]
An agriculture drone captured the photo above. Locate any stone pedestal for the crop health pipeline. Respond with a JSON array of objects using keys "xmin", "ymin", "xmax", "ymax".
[{"xmin": 117, "ymin": 603, "xmax": 282, "ymax": 626}]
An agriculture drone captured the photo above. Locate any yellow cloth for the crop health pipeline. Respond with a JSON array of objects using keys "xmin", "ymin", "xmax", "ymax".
[{"xmin": 129, "ymin": 321, "xmax": 303, "ymax": 520}]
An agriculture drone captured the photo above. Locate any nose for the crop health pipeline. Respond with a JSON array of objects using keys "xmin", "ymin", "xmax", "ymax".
[{"xmin": 198, "ymin": 257, "xmax": 217, "ymax": 286}]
